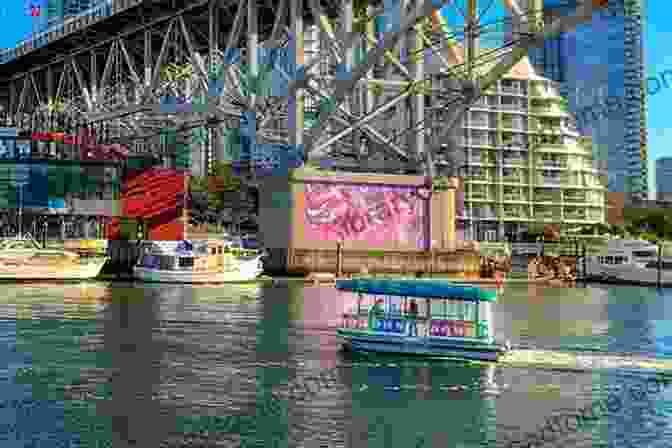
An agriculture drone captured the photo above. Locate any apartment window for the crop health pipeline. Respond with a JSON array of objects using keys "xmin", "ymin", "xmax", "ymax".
[{"xmin": 470, "ymin": 112, "xmax": 489, "ymax": 127}]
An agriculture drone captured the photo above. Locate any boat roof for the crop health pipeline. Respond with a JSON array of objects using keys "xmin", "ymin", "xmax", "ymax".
[{"xmin": 335, "ymin": 279, "xmax": 497, "ymax": 302}]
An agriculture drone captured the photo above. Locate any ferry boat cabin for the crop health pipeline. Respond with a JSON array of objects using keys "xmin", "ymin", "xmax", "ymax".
[{"xmin": 341, "ymin": 293, "xmax": 494, "ymax": 341}]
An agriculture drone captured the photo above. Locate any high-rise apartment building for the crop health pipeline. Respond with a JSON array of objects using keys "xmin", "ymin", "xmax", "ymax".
[
  {"xmin": 435, "ymin": 63, "xmax": 606, "ymax": 241},
  {"xmin": 513, "ymin": 0, "xmax": 648, "ymax": 201},
  {"xmin": 45, "ymin": 0, "xmax": 99, "ymax": 27},
  {"xmin": 361, "ymin": 18, "xmax": 608, "ymax": 241},
  {"xmin": 656, "ymin": 157, "xmax": 672, "ymax": 202}
]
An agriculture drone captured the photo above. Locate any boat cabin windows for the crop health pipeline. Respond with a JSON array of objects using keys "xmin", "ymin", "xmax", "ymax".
[
  {"xmin": 598, "ymin": 256, "xmax": 628, "ymax": 265},
  {"xmin": 148, "ymin": 255, "xmax": 175, "ymax": 270},
  {"xmin": 178, "ymin": 257, "xmax": 195, "ymax": 269},
  {"xmin": 645, "ymin": 261, "xmax": 672, "ymax": 270},
  {"xmin": 428, "ymin": 299, "xmax": 479, "ymax": 338},
  {"xmin": 633, "ymin": 250, "xmax": 657, "ymax": 258},
  {"xmin": 430, "ymin": 299, "xmax": 477, "ymax": 321}
]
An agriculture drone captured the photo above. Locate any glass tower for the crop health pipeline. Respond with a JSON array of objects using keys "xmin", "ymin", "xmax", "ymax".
[{"xmin": 515, "ymin": 0, "xmax": 648, "ymax": 200}]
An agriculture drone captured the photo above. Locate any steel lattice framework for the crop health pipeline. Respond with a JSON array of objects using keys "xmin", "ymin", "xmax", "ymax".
[{"xmin": 0, "ymin": 0, "xmax": 608, "ymax": 178}]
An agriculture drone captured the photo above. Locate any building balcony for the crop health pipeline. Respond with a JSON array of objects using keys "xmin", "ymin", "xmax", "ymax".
[
  {"xmin": 499, "ymin": 103, "xmax": 526, "ymax": 112},
  {"xmin": 501, "ymin": 140, "xmax": 528, "ymax": 150},
  {"xmin": 503, "ymin": 211, "xmax": 530, "ymax": 220},
  {"xmin": 468, "ymin": 120, "xmax": 494, "ymax": 129},
  {"xmin": 536, "ymin": 177, "xmax": 563, "ymax": 186},
  {"xmin": 563, "ymin": 195, "xmax": 587, "ymax": 203},
  {"xmin": 467, "ymin": 175, "xmax": 495, "ymax": 183},
  {"xmin": 501, "ymin": 176, "xmax": 527, "ymax": 184},
  {"xmin": 564, "ymin": 212, "xmax": 587, "ymax": 221},
  {"xmin": 537, "ymin": 160, "xmax": 567, "ymax": 169},
  {"xmin": 503, "ymin": 195, "xmax": 529, "ymax": 202},
  {"xmin": 502, "ymin": 158, "xmax": 527, "ymax": 166},
  {"xmin": 533, "ymin": 194, "xmax": 558, "ymax": 203},
  {"xmin": 529, "ymin": 85, "xmax": 550, "ymax": 98},
  {"xmin": 533, "ymin": 211, "xmax": 561, "ymax": 221},
  {"xmin": 500, "ymin": 86, "xmax": 524, "ymax": 95},
  {"xmin": 530, "ymin": 104, "xmax": 562, "ymax": 115},
  {"xmin": 501, "ymin": 121, "xmax": 525, "ymax": 131},
  {"xmin": 469, "ymin": 139, "xmax": 496, "ymax": 147},
  {"xmin": 468, "ymin": 157, "xmax": 497, "ymax": 165},
  {"xmin": 467, "ymin": 194, "xmax": 497, "ymax": 201}
]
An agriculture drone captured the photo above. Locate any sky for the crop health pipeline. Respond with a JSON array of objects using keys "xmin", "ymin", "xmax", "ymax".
[{"xmin": 0, "ymin": 0, "xmax": 667, "ymax": 194}]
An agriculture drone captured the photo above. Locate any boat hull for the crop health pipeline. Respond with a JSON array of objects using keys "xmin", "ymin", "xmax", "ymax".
[
  {"xmin": 133, "ymin": 265, "xmax": 263, "ymax": 283},
  {"xmin": 583, "ymin": 262, "xmax": 672, "ymax": 286},
  {"xmin": 337, "ymin": 329, "xmax": 507, "ymax": 362},
  {"xmin": 0, "ymin": 259, "xmax": 107, "ymax": 281}
]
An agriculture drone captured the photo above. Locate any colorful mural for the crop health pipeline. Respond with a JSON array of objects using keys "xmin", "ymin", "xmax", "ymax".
[{"xmin": 303, "ymin": 183, "xmax": 427, "ymax": 248}]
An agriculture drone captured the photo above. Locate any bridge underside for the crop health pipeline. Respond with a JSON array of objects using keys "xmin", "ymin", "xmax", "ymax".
[{"xmin": 0, "ymin": 0, "xmax": 605, "ymax": 178}]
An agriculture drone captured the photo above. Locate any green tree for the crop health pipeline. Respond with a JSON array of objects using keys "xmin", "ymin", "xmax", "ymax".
[{"xmin": 189, "ymin": 162, "xmax": 248, "ymax": 227}]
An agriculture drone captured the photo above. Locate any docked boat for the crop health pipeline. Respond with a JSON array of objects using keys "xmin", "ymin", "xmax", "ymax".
[
  {"xmin": 578, "ymin": 239, "xmax": 672, "ymax": 286},
  {"xmin": 133, "ymin": 239, "xmax": 265, "ymax": 283},
  {"xmin": 335, "ymin": 278, "xmax": 510, "ymax": 362},
  {"xmin": 0, "ymin": 237, "xmax": 108, "ymax": 280}
]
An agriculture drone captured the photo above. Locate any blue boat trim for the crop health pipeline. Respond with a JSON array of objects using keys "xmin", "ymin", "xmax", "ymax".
[
  {"xmin": 335, "ymin": 278, "xmax": 497, "ymax": 302},
  {"xmin": 337, "ymin": 331, "xmax": 502, "ymax": 352}
]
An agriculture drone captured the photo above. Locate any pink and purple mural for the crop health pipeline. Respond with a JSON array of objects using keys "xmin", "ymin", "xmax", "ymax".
[{"xmin": 303, "ymin": 183, "xmax": 428, "ymax": 248}]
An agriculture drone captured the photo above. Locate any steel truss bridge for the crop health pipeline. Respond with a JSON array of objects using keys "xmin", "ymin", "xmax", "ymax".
[{"xmin": 0, "ymin": 0, "xmax": 608, "ymax": 179}]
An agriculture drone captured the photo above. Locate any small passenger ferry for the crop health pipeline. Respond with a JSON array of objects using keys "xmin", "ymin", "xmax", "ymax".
[
  {"xmin": 133, "ymin": 239, "xmax": 265, "ymax": 283},
  {"xmin": 335, "ymin": 279, "xmax": 510, "ymax": 361},
  {"xmin": 579, "ymin": 239, "xmax": 672, "ymax": 286}
]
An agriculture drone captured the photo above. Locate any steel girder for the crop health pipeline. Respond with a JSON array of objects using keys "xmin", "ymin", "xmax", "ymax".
[{"xmin": 0, "ymin": 0, "xmax": 606, "ymax": 174}]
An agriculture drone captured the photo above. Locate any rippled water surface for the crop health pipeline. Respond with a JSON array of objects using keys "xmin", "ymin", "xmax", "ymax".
[{"xmin": 1, "ymin": 281, "xmax": 672, "ymax": 447}]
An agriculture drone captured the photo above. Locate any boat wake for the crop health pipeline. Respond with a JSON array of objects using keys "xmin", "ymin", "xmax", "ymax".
[{"xmin": 499, "ymin": 349, "xmax": 672, "ymax": 372}]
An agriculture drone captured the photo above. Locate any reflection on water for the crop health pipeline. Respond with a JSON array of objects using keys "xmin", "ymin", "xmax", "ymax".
[{"xmin": 0, "ymin": 282, "xmax": 671, "ymax": 447}]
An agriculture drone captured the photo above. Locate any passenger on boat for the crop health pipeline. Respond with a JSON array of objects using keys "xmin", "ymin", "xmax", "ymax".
[
  {"xmin": 368, "ymin": 299, "xmax": 384, "ymax": 331},
  {"xmin": 407, "ymin": 299, "xmax": 418, "ymax": 337}
]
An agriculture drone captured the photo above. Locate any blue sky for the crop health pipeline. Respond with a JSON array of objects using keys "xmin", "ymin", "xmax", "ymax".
[{"xmin": 0, "ymin": 0, "xmax": 667, "ymax": 193}]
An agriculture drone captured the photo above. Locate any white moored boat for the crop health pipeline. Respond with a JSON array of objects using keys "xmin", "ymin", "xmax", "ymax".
[
  {"xmin": 578, "ymin": 239, "xmax": 672, "ymax": 286},
  {"xmin": 133, "ymin": 239, "xmax": 265, "ymax": 283}
]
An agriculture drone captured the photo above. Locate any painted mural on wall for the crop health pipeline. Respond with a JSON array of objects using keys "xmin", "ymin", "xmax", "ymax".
[{"xmin": 303, "ymin": 183, "xmax": 427, "ymax": 248}]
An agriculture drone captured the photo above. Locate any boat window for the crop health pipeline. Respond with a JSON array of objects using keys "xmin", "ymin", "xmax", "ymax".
[
  {"xmin": 158, "ymin": 256, "xmax": 175, "ymax": 270},
  {"xmin": 386, "ymin": 296, "xmax": 403, "ymax": 315},
  {"xmin": 430, "ymin": 299, "xmax": 476, "ymax": 321},
  {"xmin": 633, "ymin": 251, "xmax": 657, "ymax": 258},
  {"xmin": 614, "ymin": 256, "xmax": 627, "ymax": 264},
  {"xmin": 605, "ymin": 256, "xmax": 613, "ymax": 265},
  {"xmin": 211, "ymin": 248, "xmax": 216, "ymax": 255},
  {"xmin": 645, "ymin": 261, "xmax": 672, "ymax": 270},
  {"xmin": 217, "ymin": 247, "xmax": 223, "ymax": 254},
  {"xmin": 178, "ymin": 257, "xmax": 195, "ymax": 269}
]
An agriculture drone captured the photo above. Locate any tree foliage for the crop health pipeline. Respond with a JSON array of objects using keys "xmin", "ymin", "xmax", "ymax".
[{"xmin": 188, "ymin": 162, "xmax": 245, "ymax": 224}]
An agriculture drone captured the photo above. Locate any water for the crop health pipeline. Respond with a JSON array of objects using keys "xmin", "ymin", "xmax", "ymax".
[{"xmin": 0, "ymin": 281, "xmax": 672, "ymax": 447}]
